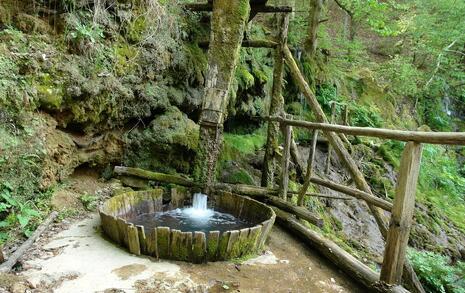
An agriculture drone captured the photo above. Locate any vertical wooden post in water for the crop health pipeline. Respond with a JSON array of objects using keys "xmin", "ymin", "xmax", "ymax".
[
  {"xmin": 380, "ymin": 142, "xmax": 423, "ymax": 284},
  {"xmin": 279, "ymin": 123, "xmax": 292, "ymax": 199},
  {"xmin": 194, "ymin": 0, "xmax": 251, "ymax": 188},
  {"xmin": 262, "ymin": 13, "xmax": 289, "ymax": 188}
]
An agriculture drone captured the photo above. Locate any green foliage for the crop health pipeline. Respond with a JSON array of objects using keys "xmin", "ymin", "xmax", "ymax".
[
  {"xmin": 408, "ymin": 249, "xmax": 465, "ymax": 293},
  {"xmin": 221, "ymin": 129, "xmax": 266, "ymax": 162},
  {"xmin": 0, "ymin": 183, "xmax": 42, "ymax": 242},
  {"xmin": 418, "ymin": 145, "xmax": 465, "ymax": 231},
  {"xmin": 79, "ymin": 194, "xmax": 98, "ymax": 211},
  {"xmin": 376, "ymin": 55, "xmax": 423, "ymax": 98},
  {"xmin": 349, "ymin": 103, "xmax": 383, "ymax": 127}
]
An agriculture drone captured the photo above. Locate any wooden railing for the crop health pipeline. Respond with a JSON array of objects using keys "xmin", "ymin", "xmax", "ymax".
[{"xmin": 272, "ymin": 115, "xmax": 465, "ymax": 288}]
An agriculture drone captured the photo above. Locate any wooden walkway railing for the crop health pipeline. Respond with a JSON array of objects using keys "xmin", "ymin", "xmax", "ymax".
[{"xmin": 271, "ymin": 115, "xmax": 465, "ymax": 288}]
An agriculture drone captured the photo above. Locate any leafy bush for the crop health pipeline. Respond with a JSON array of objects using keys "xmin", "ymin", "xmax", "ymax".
[{"xmin": 408, "ymin": 249, "xmax": 465, "ymax": 293}]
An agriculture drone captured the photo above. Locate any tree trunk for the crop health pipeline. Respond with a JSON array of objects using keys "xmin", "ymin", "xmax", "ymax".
[
  {"xmin": 262, "ymin": 14, "xmax": 289, "ymax": 188},
  {"xmin": 304, "ymin": 0, "xmax": 323, "ymax": 59}
]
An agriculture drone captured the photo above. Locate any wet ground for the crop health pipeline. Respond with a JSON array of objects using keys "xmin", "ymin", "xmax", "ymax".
[
  {"xmin": 1, "ymin": 169, "xmax": 364, "ymax": 292},
  {"xmin": 14, "ymin": 213, "xmax": 363, "ymax": 293}
]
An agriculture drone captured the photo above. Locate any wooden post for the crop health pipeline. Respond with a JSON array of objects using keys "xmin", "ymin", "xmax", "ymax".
[
  {"xmin": 325, "ymin": 102, "xmax": 337, "ymax": 175},
  {"xmin": 194, "ymin": 0, "xmax": 251, "ymax": 187},
  {"xmin": 279, "ymin": 124, "xmax": 292, "ymax": 199},
  {"xmin": 297, "ymin": 130, "xmax": 318, "ymax": 206},
  {"xmin": 262, "ymin": 13, "xmax": 289, "ymax": 188},
  {"xmin": 380, "ymin": 142, "xmax": 423, "ymax": 284}
]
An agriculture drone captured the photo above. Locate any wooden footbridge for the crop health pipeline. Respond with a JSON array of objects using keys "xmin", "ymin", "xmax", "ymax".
[{"xmin": 117, "ymin": 1, "xmax": 465, "ymax": 293}]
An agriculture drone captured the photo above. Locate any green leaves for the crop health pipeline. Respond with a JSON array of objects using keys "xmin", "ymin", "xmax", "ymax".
[
  {"xmin": 408, "ymin": 249, "xmax": 465, "ymax": 293},
  {"xmin": 0, "ymin": 183, "xmax": 42, "ymax": 242}
]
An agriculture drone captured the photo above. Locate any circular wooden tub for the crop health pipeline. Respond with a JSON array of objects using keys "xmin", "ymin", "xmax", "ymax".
[{"xmin": 99, "ymin": 188, "xmax": 275, "ymax": 263}]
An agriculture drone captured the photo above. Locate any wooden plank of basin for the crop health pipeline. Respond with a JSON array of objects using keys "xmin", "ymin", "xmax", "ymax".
[
  {"xmin": 258, "ymin": 219, "xmax": 273, "ymax": 249},
  {"xmin": 157, "ymin": 227, "xmax": 171, "ymax": 259},
  {"xmin": 170, "ymin": 230, "xmax": 184, "ymax": 261},
  {"xmin": 146, "ymin": 228, "xmax": 158, "ymax": 258},
  {"xmin": 192, "ymin": 232, "xmax": 207, "ymax": 263},
  {"xmin": 170, "ymin": 230, "xmax": 192, "ymax": 261},
  {"xmin": 217, "ymin": 231, "xmax": 231, "ymax": 260},
  {"xmin": 136, "ymin": 225, "xmax": 147, "ymax": 254},
  {"xmin": 226, "ymin": 230, "xmax": 241, "ymax": 259},
  {"xmin": 207, "ymin": 231, "xmax": 220, "ymax": 261},
  {"xmin": 116, "ymin": 218, "xmax": 129, "ymax": 247},
  {"xmin": 107, "ymin": 215, "xmax": 120, "ymax": 243},
  {"xmin": 171, "ymin": 187, "xmax": 188, "ymax": 209},
  {"xmin": 237, "ymin": 228, "xmax": 250, "ymax": 257},
  {"xmin": 247, "ymin": 225, "xmax": 262, "ymax": 253},
  {"xmin": 127, "ymin": 224, "xmax": 141, "ymax": 255},
  {"xmin": 182, "ymin": 232, "xmax": 193, "ymax": 262}
]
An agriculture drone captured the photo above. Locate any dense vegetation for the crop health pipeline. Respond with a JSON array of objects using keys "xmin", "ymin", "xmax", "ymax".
[{"xmin": 0, "ymin": 0, "xmax": 464, "ymax": 291}]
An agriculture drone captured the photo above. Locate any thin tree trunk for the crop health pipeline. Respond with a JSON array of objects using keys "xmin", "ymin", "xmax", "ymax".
[
  {"xmin": 304, "ymin": 0, "xmax": 323, "ymax": 58},
  {"xmin": 262, "ymin": 14, "xmax": 289, "ymax": 188}
]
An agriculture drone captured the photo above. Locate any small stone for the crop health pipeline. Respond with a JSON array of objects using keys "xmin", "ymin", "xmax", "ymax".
[{"xmin": 11, "ymin": 282, "xmax": 29, "ymax": 293}]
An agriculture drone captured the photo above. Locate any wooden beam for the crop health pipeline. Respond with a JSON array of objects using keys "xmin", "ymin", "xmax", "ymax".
[
  {"xmin": 264, "ymin": 196, "xmax": 323, "ymax": 227},
  {"xmin": 273, "ymin": 208, "xmax": 409, "ymax": 293},
  {"xmin": 198, "ymin": 39, "xmax": 278, "ymax": 49},
  {"xmin": 114, "ymin": 166, "xmax": 200, "ymax": 187},
  {"xmin": 0, "ymin": 211, "xmax": 58, "ymax": 273},
  {"xmin": 279, "ymin": 124, "xmax": 292, "ymax": 199},
  {"xmin": 184, "ymin": 3, "xmax": 292, "ymax": 13},
  {"xmin": 381, "ymin": 142, "xmax": 423, "ymax": 284},
  {"xmin": 266, "ymin": 116, "xmax": 465, "ymax": 145},
  {"xmin": 309, "ymin": 176, "xmax": 393, "ymax": 211}
]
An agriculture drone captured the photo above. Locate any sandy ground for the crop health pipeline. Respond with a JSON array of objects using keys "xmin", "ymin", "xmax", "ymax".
[{"xmin": 13, "ymin": 213, "xmax": 363, "ymax": 293}]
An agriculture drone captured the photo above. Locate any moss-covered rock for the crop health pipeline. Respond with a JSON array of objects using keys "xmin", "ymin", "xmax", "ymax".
[{"xmin": 124, "ymin": 106, "xmax": 199, "ymax": 174}]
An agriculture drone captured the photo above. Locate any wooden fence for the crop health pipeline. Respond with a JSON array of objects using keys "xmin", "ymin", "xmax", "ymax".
[{"xmin": 273, "ymin": 114, "xmax": 465, "ymax": 287}]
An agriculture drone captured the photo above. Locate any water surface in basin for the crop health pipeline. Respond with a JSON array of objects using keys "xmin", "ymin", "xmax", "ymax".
[{"xmin": 127, "ymin": 193, "xmax": 252, "ymax": 233}]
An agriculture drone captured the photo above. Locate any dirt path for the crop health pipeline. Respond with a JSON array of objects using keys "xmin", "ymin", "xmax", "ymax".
[{"xmin": 15, "ymin": 213, "xmax": 363, "ymax": 293}]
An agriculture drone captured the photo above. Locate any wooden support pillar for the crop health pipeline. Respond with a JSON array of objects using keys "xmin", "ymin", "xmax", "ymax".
[
  {"xmin": 194, "ymin": 0, "xmax": 251, "ymax": 188},
  {"xmin": 297, "ymin": 130, "xmax": 319, "ymax": 206},
  {"xmin": 262, "ymin": 13, "xmax": 289, "ymax": 188},
  {"xmin": 279, "ymin": 124, "xmax": 292, "ymax": 199},
  {"xmin": 381, "ymin": 142, "xmax": 423, "ymax": 285},
  {"xmin": 325, "ymin": 102, "xmax": 336, "ymax": 175}
]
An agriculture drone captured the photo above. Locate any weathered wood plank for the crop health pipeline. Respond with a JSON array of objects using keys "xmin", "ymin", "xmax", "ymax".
[
  {"xmin": 226, "ymin": 230, "xmax": 241, "ymax": 259},
  {"xmin": 207, "ymin": 231, "xmax": 220, "ymax": 261},
  {"xmin": 381, "ymin": 142, "xmax": 423, "ymax": 284},
  {"xmin": 136, "ymin": 225, "xmax": 147, "ymax": 254},
  {"xmin": 246, "ymin": 225, "xmax": 262, "ymax": 253},
  {"xmin": 170, "ymin": 187, "xmax": 188, "ymax": 209},
  {"xmin": 217, "ymin": 231, "xmax": 231, "ymax": 260},
  {"xmin": 192, "ymin": 232, "xmax": 207, "ymax": 263},
  {"xmin": 116, "ymin": 218, "xmax": 129, "ymax": 247},
  {"xmin": 127, "ymin": 224, "xmax": 141, "ymax": 255},
  {"xmin": 157, "ymin": 227, "xmax": 171, "ymax": 259},
  {"xmin": 146, "ymin": 228, "xmax": 158, "ymax": 258}
]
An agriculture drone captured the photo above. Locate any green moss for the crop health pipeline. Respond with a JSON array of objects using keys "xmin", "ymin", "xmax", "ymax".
[
  {"xmin": 225, "ymin": 169, "xmax": 255, "ymax": 185},
  {"xmin": 114, "ymin": 43, "xmax": 139, "ymax": 76}
]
